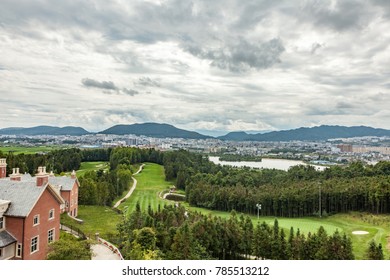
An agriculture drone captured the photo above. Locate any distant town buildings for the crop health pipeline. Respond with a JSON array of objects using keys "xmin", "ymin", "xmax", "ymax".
[
  {"xmin": 1, "ymin": 133, "xmax": 389, "ymax": 164},
  {"xmin": 337, "ymin": 144, "xmax": 353, "ymax": 153}
]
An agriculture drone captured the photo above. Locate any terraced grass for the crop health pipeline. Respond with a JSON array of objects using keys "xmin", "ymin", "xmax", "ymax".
[{"xmin": 118, "ymin": 162, "xmax": 174, "ymax": 215}]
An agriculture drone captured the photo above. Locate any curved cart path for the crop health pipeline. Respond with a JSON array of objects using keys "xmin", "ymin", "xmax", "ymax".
[{"xmin": 113, "ymin": 164, "xmax": 145, "ymax": 209}]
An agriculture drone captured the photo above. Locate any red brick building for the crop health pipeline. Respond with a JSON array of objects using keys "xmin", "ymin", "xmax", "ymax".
[
  {"xmin": 0, "ymin": 159, "xmax": 79, "ymax": 260},
  {"xmin": 49, "ymin": 170, "xmax": 79, "ymax": 217}
]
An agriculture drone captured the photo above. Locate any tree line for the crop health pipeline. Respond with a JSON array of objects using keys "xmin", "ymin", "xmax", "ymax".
[
  {"xmin": 159, "ymin": 150, "xmax": 390, "ymax": 217},
  {"xmin": 78, "ymin": 147, "xmax": 390, "ymax": 217},
  {"xmin": 0, "ymin": 148, "xmax": 113, "ymax": 175},
  {"xmin": 117, "ymin": 203, "xmax": 355, "ymax": 260}
]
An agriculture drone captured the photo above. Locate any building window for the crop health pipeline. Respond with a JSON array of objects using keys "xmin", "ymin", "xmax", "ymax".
[
  {"xmin": 33, "ymin": 214, "xmax": 39, "ymax": 226},
  {"xmin": 49, "ymin": 209, "xmax": 54, "ymax": 220},
  {"xmin": 0, "ymin": 216, "xmax": 4, "ymax": 229},
  {"xmin": 16, "ymin": 244, "xmax": 22, "ymax": 258},
  {"xmin": 0, "ymin": 248, "xmax": 2, "ymax": 257},
  {"xmin": 48, "ymin": 229, "xmax": 55, "ymax": 243},
  {"xmin": 31, "ymin": 236, "xmax": 38, "ymax": 254}
]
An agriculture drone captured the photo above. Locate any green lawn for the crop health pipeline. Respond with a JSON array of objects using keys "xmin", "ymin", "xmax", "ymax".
[
  {"xmin": 76, "ymin": 161, "xmax": 109, "ymax": 177},
  {"xmin": 118, "ymin": 162, "xmax": 174, "ymax": 215},
  {"xmin": 61, "ymin": 205, "xmax": 122, "ymax": 240},
  {"xmin": 187, "ymin": 204, "xmax": 341, "ymax": 233},
  {"xmin": 185, "ymin": 204, "xmax": 390, "ymax": 259},
  {"xmin": 325, "ymin": 213, "xmax": 390, "ymax": 259},
  {"xmin": 0, "ymin": 145, "xmax": 62, "ymax": 155}
]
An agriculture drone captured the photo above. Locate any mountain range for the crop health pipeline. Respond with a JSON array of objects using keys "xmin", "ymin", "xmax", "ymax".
[
  {"xmin": 0, "ymin": 126, "xmax": 89, "ymax": 136},
  {"xmin": 218, "ymin": 125, "xmax": 390, "ymax": 141},
  {"xmin": 0, "ymin": 123, "xmax": 390, "ymax": 141},
  {"xmin": 99, "ymin": 123, "xmax": 210, "ymax": 139}
]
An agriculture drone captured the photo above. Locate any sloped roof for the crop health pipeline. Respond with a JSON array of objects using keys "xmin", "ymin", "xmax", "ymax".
[
  {"xmin": 0, "ymin": 181, "xmax": 46, "ymax": 217},
  {"xmin": 0, "ymin": 230, "xmax": 17, "ymax": 248},
  {"xmin": 48, "ymin": 176, "xmax": 77, "ymax": 191}
]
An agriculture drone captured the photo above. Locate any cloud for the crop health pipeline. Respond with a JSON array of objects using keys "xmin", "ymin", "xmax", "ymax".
[
  {"xmin": 311, "ymin": 43, "xmax": 322, "ymax": 54},
  {"xmin": 300, "ymin": 0, "xmax": 373, "ymax": 31},
  {"xmin": 1, "ymin": 0, "xmax": 390, "ymax": 132},
  {"xmin": 185, "ymin": 38, "xmax": 285, "ymax": 72},
  {"xmin": 81, "ymin": 78, "xmax": 139, "ymax": 96},
  {"xmin": 135, "ymin": 77, "xmax": 160, "ymax": 87},
  {"xmin": 122, "ymin": 88, "xmax": 139, "ymax": 96},
  {"xmin": 82, "ymin": 78, "xmax": 117, "ymax": 91}
]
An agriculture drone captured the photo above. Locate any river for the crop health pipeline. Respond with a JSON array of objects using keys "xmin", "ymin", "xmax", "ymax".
[{"xmin": 208, "ymin": 156, "xmax": 326, "ymax": 171}]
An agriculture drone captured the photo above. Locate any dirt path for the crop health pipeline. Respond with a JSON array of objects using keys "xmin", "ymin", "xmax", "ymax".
[{"xmin": 112, "ymin": 164, "xmax": 144, "ymax": 209}]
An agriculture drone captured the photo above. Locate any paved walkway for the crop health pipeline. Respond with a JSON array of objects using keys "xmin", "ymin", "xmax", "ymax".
[
  {"xmin": 91, "ymin": 244, "xmax": 121, "ymax": 260},
  {"xmin": 89, "ymin": 164, "xmax": 146, "ymax": 260},
  {"xmin": 113, "ymin": 164, "xmax": 145, "ymax": 209},
  {"xmin": 62, "ymin": 165, "xmax": 145, "ymax": 260},
  {"xmin": 61, "ymin": 225, "xmax": 122, "ymax": 260}
]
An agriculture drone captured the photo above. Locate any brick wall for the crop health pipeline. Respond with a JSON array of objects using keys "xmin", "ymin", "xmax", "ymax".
[{"xmin": 22, "ymin": 188, "xmax": 61, "ymax": 260}]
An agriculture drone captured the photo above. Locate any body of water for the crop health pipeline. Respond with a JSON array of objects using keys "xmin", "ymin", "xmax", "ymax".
[{"xmin": 208, "ymin": 156, "xmax": 326, "ymax": 171}]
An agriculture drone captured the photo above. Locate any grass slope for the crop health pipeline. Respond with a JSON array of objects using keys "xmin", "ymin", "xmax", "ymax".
[
  {"xmin": 61, "ymin": 206, "xmax": 121, "ymax": 240},
  {"xmin": 118, "ymin": 162, "xmax": 174, "ymax": 215},
  {"xmin": 76, "ymin": 161, "xmax": 109, "ymax": 177}
]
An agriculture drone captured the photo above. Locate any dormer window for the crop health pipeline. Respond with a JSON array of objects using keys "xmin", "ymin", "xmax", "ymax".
[{"xmin": 0, "ymin": 216, "xmax": 4, "ymax": 230}]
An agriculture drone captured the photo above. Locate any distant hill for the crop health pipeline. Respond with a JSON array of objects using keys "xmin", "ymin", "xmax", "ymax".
[
  {"xmin": 218, "ymin": 131, "xmax": 250, "ymax": 141},
  {"xmin": 100, "ymin": 123, "xmax": 212, "ymax": 139},
  {"xmin": 0, "ymin": 126, "xmax": 90, "ymax": 136},
  {"xmin": 219, "ymin": 125, "xmax": 390, "ymax": 141},
  {"xmin": 1, "ymin": 124, "xmax": 389, "ymax": 141}
]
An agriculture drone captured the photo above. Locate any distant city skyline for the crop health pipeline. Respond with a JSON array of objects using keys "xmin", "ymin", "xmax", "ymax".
[{"xmin": 1, "ymin": 0, "xmax": 389, "ymax": 132}]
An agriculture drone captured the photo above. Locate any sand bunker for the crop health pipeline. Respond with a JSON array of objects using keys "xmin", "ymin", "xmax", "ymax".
[{"xmin": 352, "ymin": 230, "xmax": 369, "ymax": 235}]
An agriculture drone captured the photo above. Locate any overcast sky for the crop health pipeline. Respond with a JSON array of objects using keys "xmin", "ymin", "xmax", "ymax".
[{"xmin": 1, "ymin": 0, "xmax": 389, "ymax": 134}]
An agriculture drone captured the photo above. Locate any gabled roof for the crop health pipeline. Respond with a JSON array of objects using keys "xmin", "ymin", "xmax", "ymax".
[
  {"xmin": 0, "ymin": 230, "xmax": 17, "ymax": 248},
  {"xmin": 0, "ymin": 181, "xmax": 64, "ymax": 217},
  {"xmin": 48, "ymin": 176, "xmax": 78, "ymax": 191},
  {"xmin": 0, "ymin": 181, "xmax": 44, "ymax": 217}
]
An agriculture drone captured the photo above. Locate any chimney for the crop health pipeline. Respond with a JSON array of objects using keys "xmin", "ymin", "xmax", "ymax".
[
  {"xmin": 36, "ymin": 166, "xmax": 49, "ymax": 187},
  {"xmin": 71, "ymin": 170, "xmax": 77, "ymax": 179},
  {"xmin": 10, "ymin": 167, "xmax": 22, "ymax": 181},
  {"xmin": 0, "ymin": 158, "xmax": 7, "ymax": 179}
]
